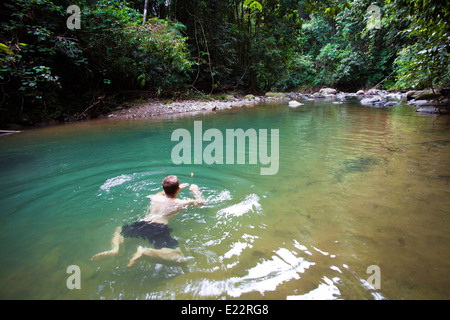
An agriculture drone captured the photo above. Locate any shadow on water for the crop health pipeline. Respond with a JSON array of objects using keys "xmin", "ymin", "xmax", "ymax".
[
  {"xmin": 0, "ymin": 152, "xmax": 36, "ymax": 172},
  {"xmin": 333, "ymin": 156, "xmax": 384, "ymax": 183}
]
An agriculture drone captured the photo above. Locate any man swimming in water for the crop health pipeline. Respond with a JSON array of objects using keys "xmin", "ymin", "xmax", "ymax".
[{"xmin": 91, "ymin": 175, "xmax": 204, "ymax": 267}]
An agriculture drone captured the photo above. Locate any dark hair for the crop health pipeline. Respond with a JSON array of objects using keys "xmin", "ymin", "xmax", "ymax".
[{"xmin": 162, "ymin": 175, "xmax": 179, "ymax": 196}]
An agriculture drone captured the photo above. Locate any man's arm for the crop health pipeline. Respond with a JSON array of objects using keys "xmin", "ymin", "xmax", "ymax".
[{"xmin": 184, "ymin": 184, "xmax": 204, "ymax": 206}]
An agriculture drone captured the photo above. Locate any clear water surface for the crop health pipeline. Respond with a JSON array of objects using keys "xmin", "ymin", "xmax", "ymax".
[{"xmin": 1, "ymin": 100, "xmax": 449, "ymax": 299}]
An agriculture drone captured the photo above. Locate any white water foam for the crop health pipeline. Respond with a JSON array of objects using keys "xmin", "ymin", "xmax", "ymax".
[
  {"xmin": 100, "ymin": 174, "xmax": 133, "ymax": 193},
  {"xmin": 217, "ymin": 193, "xmax": 262, "ymax": 218}
]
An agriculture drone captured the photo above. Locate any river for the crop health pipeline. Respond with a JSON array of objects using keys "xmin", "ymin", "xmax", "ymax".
[{"xmin": 0, "ymin": 100, "xmax": 449, "ymax": 299}]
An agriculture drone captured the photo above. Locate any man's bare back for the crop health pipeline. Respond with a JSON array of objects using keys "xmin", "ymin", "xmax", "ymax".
[
  {"xmin": 144, "ymin": 183, "xmax": 203, "ymax": 225},
  {"xmin": 91, "ymin": 176, "xmax": 203, "ymax": 266}
]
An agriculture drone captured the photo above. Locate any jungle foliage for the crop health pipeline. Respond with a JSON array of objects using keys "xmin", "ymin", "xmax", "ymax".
[{"xmin": 0, "ymin": 0, "xmax": 448, "ymax": 124}]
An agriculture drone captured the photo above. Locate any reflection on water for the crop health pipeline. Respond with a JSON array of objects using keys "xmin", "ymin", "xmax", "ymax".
[{"xmin": 0, "ymin": 102, "xmax": 449, "ymax": 299}]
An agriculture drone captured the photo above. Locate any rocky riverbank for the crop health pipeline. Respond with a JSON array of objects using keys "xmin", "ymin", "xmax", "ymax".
[
  {"xmin": 2, "ymin": 88, "xmax": 447, "ymax": 133},
  {"xmin": 108, "ymin": 88, "xmax": 450, "ymax": 120},
  {"xmin": 107, "ymin": 96, "xmax": 264, "ymax": 119}
]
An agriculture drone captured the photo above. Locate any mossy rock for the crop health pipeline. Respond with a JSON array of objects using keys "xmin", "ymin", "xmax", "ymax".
[
  {"xmin": 244, "ymin": 94, "xmax": 255, "ymax": 99},
  {"xmin": 265, "ymin": 92, "xmax": 286, "ymax": 97},
  {"xmin": 415, "ymin": 91, "xmax": 441, "ymax": 101}
]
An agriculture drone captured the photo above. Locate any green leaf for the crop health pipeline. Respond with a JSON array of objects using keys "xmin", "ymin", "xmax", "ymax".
[{"xmin": 0, "ymin": 43, "xmax": 14, "ymax": 55}]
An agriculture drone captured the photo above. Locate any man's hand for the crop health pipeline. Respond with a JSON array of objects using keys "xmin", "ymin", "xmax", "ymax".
[
  {"xmin": 181, "ymin": 184, "xmax": 203, "ymax": 205},
  {"xmin": 179, "ymin": 183, "xmax": 189, "ymax": 189}
]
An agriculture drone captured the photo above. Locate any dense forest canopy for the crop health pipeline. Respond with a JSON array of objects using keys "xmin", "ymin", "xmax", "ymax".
[{"xmin": 0, "ymin": 0, "xmax": 449, "ymax": 124}]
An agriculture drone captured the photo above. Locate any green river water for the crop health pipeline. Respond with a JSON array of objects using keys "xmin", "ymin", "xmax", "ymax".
[{"xmin": 1, "ymin": 100, "xmax": 449, "ymax": 299}]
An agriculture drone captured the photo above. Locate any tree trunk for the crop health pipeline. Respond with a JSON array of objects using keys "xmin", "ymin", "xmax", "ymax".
[{"xmin": 143, "ymin": 0, "xmax": 149, "ymax": 24}]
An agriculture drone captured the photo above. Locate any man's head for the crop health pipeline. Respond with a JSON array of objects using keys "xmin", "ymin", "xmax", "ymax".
[{"xmin": 162, "ymin": 175, "xmax": 180, "ymax": 198}]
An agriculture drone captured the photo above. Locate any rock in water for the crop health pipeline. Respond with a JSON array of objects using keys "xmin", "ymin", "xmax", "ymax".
[
  {"xmin": 288, "ymin": 101, "xmax": 304, "ymax": 107},
  {"xmin": 360, "ymin": 96, "xmax": 386, "ymax": 106}
]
